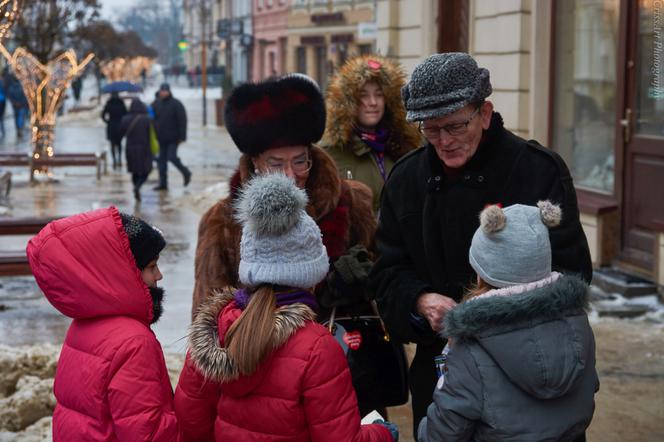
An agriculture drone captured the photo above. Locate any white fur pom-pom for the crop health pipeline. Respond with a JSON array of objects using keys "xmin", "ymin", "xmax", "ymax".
[
  {"xmin": 479, "ymin": 205, "xmax": 506, "ymax": 234},
  {"xmin": 537, "ymin": 200, "xmax": 562, "ymax": 228},
  {"xmin": 234, "ymin": 173, "xmax": 308, "ymax": 236}
]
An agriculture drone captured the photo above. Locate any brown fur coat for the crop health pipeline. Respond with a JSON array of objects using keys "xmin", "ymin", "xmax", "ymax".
[{"xmin": 192, "ymin": 146, "xmax": 376, "ymax": 316}]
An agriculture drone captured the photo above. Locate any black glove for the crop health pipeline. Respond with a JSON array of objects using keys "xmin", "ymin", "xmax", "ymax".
[{"xmin": 318, "ymin": 245, "xmax": 374, "ymax": 308}]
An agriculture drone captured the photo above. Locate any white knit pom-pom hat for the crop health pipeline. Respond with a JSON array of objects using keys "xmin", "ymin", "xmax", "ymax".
[{"xmin": 235, "ymin": 173, "xmax": 329, "ymax": 289}]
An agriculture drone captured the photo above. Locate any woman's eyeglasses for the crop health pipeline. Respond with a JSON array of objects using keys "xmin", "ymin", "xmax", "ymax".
[{"xmin": 265, "ymin": 157, "xmax": 313, "ymax": 175}]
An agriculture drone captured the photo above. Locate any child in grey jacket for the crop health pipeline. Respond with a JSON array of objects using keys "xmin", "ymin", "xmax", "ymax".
[{"xmin": 418, "ymin": 202, "xmax": 599, "ymax": 442}]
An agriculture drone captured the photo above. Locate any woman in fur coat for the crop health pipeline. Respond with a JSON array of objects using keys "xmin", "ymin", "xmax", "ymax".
[
  {"xmin": 418, "ymin": 202, "xmax": 599, "ymax": 442},
  {"xmin": 321, "ymin": 55, "xmax": 422, "ymax": 212},
  {"xmin": 191, "ymin": 74, "xmax": 376, "ymax": 317},
  {"xmin": 176, "ymin": 173, "xmax": 397, "ymax": 442}
]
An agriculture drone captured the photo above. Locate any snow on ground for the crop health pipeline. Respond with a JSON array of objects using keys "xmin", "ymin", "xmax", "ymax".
[{"xmin": 0, "ymin": 344, "xmax": 185, "ymax": 440}]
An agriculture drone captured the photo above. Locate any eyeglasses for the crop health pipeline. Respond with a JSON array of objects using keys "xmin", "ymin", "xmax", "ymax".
[
  {"xmin": 420, "ymin": 106, "xmax": 482, "ymax": 140},
  {"xmin": 265, "ymin": 157, "xmax": 313, "ymax": 175}
]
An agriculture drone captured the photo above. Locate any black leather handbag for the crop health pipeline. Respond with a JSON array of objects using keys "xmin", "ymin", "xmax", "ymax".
[{"xmin": 325, "ymin": 300, "xmax": 409, "ymax": 412}]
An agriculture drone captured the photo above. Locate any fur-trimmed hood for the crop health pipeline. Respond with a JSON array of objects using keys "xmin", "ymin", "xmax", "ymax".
[
  {"xmin": 322, "ymin": 55, "xmax": 422, "ymax": 160},
  {"xmin": 443, "ymin": 274, "xmax": 593, "ymax": 399},
  {"xmin": 188, "ymin": 290, "xmax": 316, "ymax": 391}
]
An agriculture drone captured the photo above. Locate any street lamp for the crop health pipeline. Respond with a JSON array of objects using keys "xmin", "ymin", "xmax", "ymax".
[{"xmin": 191, "ymin": 0, "xmax": 212, "ymax": 126}]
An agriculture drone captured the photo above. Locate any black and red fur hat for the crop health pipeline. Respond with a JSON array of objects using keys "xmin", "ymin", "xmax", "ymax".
[{"xmin": 224, "ymin": 74, "xmax": 326, "ymax": 157}]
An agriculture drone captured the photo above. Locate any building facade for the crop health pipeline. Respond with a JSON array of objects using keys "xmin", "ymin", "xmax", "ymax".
[
  {"xmin": 229, "ymin": 0, "xmax": 253, "ymax": 84},
  {"xmin": 286, "ymin": 0, "xmax": 377, "ymax": 89},
  {"xmin": 252, "ymin": 0, "xmax": 289, "ymax": 81},
  {"xmin": 374, "ymin": 0, "xmax": 664, "ymax": 287},
  {"xmin": 182, "ymin": 0, "xmax": 226, "ymax": 85}
]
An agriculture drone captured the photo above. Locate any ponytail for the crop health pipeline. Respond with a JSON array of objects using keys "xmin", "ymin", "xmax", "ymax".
[{"xmin": 225, "ymin": 286, "xmax": 278, "ymax": 376}]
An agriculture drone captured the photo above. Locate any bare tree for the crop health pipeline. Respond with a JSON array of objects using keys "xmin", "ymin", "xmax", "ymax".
[{"xmin": 12, "ymin": 0, "xmax": 100, "ymax": 64}]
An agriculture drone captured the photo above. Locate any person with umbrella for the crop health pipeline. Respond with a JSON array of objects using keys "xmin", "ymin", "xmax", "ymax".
[{"xmin": 101, "ymin": 91, "xmax": 128, "ymax": 169}]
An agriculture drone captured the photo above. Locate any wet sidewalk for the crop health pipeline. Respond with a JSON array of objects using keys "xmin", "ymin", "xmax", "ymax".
[{"xmin": 0, "ymin": 85, "xmax": 240, "ymax": 354}]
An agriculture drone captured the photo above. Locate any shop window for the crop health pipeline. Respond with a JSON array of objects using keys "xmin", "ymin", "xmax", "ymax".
[{"xmin": 552, "ymin": 0, "xmax": 619, "ymax": 193}]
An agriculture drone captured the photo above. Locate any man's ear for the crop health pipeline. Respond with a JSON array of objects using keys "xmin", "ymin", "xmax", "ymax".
[{"xmin": 480, "ymin": 101, "xmax": 494, "ymax": 130}]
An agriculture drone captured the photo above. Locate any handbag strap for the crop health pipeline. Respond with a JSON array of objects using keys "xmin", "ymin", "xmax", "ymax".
[
  {"xmin": 370, "ymin": 300, "xmax": 391, "ymax": 342},
  {"xmin": 327, "ymin": 306, "xmax": 337, "ymax": 333},
  {"xmin": 126, "ymin": 114, "xmax": 143, "ymax": 135},
  {"xmin": 327, "ymin": 302, "xmax": 391, "ymax": 342}
]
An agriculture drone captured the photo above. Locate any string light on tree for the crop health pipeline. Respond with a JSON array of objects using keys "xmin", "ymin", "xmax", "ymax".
[{"xmin": 0, "ymin": 44, "xmax": 94, "ymax": 173}]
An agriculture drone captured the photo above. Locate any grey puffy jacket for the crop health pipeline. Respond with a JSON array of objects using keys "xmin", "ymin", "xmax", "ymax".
[{"xmin": 418, "ymin": 275, "xmax": 599, "ymax": 442}]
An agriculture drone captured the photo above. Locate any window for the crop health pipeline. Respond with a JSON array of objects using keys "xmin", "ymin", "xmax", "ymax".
[
  {"xmin": 552, "ymin": 0, "xmax": 619, "ymax": 193},
  {"xmin": 296, "ymin": 46, "xmax": 307, "ymax": 74}
]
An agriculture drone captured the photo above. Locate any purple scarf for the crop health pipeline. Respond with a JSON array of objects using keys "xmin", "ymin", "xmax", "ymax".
[
  {"xmin": 357, "ymin": 128, "xmax": 390, "ymax": 182},
  {"xmin": 357, "ymin": 127, "xmax": 389, "ymax": 153},
  {"xmin": 234, "ymin": 288, "xmax": 318, "ymax": 312}
]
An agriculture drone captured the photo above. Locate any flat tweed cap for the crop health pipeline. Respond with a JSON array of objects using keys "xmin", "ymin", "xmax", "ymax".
[{"xmin": 402, "ymin": 52, "xmax": 492, "ymax": 122}]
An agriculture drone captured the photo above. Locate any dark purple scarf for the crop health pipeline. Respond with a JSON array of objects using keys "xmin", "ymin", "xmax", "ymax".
[
  {"xmin": 357, "ymin": 127, "xmax": 389, "ymax": 153},
  {"xmin": 357, "ymin": 128, "xmax": 390, "ymax": 182},
  {"xmin": 234, "ymin": 288, "xmax": 318, "ymax": 312}
]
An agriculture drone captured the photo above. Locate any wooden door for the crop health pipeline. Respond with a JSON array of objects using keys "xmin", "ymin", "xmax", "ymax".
[{"xmin": 620, "ymin": 0, "xmax": 664, "ymax": 272}]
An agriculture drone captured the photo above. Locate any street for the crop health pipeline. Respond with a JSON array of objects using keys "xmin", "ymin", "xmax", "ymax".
[{"xmin": 0, "ymin": 82, "xmax": 663, "ymax": 441}]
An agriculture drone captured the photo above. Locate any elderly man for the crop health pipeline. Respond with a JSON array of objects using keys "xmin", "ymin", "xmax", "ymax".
[{"xmin": 370, "ymin": 53, "xmax": 593, "ymax": 436}]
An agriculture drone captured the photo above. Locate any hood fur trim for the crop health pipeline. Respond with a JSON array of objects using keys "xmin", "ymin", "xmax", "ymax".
[
  {"xmin": 188, "ymin": 290, "xmax": 316, "ymax": 382},
  {"xmin": 232, "ymin": 146, "xmax": 342, "ymax": 220},
  {"xmin": 443, "ymin": 275, "xmax": 589, "ymax": 339},
  {"xmin": 323, "ymin": 55, "xmax": 422, "ymax": 160}
]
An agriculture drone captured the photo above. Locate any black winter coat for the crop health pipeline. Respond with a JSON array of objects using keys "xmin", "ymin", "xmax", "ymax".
[
  {"xmin": 372, "ymin": 113, "xmax": 592, "ymax": 343},
  {"xmin": 120, "ymin": 101, "xmax": 153, "ymax": 175},
  {"xmin": 102, "ymin": 97, "xmax": 128, "ymax": 144},
  {"xmin": 153, "ymin": 95, "xmax": 187, "ymax": 144},
  {"xmin": 370, "ymin": 113, "xmax": 593, "ymax": 435}
]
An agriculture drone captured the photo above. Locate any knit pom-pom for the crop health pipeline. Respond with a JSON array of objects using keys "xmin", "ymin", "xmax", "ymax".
[
  {"xmin": 235, "ymin": 173, "xmax": 308, "ymax": 236},
  {"xmin": 479, "ymin": 205, "xmax": 506, "ymax": 234},
  {"xmin": 537, "ymin": 200, "xmax": 562, "ymax": 228}
]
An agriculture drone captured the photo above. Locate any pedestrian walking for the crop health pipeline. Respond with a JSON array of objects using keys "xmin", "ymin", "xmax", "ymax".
[
  {"xmin": 418, "ymin": 202, "xmax": 599, "ymax": 441},
  {"xmin": 120, "ymin": 98, "xmax": 154, "ymax": 201},
  {"xmin": 27, "ymin": 208, "xmax": 178, "ymax": 441},
  {"xmin": 6, "ymin": 73, "xmax": 28, "ymax": 139},
  {"xmin": 101, "ymin": 92, "xmax": 128, "ymax": 169},
  {"xmin": 175, "ymin": 173, "xmax": 398, "ymax": 442},
  {"xmin": 370, "ymin": 52, "xmax": 593, "ymax": 438},
  {"xmin": 152, "ymin": 83, "xmax": 191, "ymax": 190},
  {"xmin": 0, "ymin": 78, "xmax": 6, "ymax": 138},
  {"xmin": 322, "ymin": 55, "xmax": 422, "ymax": 212}
]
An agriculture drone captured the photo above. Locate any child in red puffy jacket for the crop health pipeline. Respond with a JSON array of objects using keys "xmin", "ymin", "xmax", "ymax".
[
  {"xmin": 27, "ymin": 207, "xmax": 178, "ymax": 441},
  {"xmin": 175, "ymin": 173, "xmax": 397, "ymax": 441}
]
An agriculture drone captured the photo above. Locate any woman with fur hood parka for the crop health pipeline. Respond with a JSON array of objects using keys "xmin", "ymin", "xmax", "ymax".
[
  {"xmin": 321, "ymin": 55, "xmax": 422, "ymax": 212},
  {"xmin": 176, "ymin": 174, "xmax": 397, "ymax": 441},
  {"xmin": 191, "ymin": 74, "xmax": 376, "ymax": 317}
]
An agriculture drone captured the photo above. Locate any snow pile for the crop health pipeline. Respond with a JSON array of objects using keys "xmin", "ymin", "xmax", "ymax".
[
  {"xmin": 0, "ymin": 345, "xmax": 58, "ymax": 399},
  {"xmin": 178, "ymin": 181, "xmax": 229, "ymax": 212},
  {"xmin": 0, "ymin": 344, "xmax": 185, "ymax": 439},
  {"xmin": 0, "ymin": 376, "xmax": 55, "ymax": 432},
  {"xmin": 0, "ymin": 417, "xmax": 52, "ymax": 442},
  {"xmin": 0, "ymin": 345, "xmax": 59, "ymax": 436}
]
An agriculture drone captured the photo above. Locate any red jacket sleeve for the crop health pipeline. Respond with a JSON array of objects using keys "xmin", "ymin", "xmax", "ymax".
[
  {"xmin": 302, "ymin": 333, "xmax": 392, "ymax": 442},
  {"xmin": 174, "ymin": 351, "xmax": 220, "ymax": 441},
  {"xmin": 107, "ymin": 335, "xmax": 178, "ymax": 442}
]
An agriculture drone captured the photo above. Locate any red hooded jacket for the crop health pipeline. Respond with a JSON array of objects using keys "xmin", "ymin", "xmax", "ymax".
[
  {"xmin": 174, "ymin": 292, "xmax": 392, "ymax": 441},
  {"xmin": 27, "ymin": 207, "xmax": 178, "ymax": 441}
]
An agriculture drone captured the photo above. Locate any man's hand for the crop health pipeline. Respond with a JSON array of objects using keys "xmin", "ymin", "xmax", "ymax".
[{"xmin": 416, "ymin": 292, "xmax": 457, "ymax": 332}]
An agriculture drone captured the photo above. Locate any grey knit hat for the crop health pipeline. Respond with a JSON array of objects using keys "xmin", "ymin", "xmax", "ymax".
[
  {"xmin": 469, "ymin": 202, "xmax": 562, "ymax": 288},
  {"xmin": 402, "ymin": 52, "xmax": 492, "ymax": 121},
  {"xmin": 235, "ymin": 173, "xmax": 329, "ymax": 289}
]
